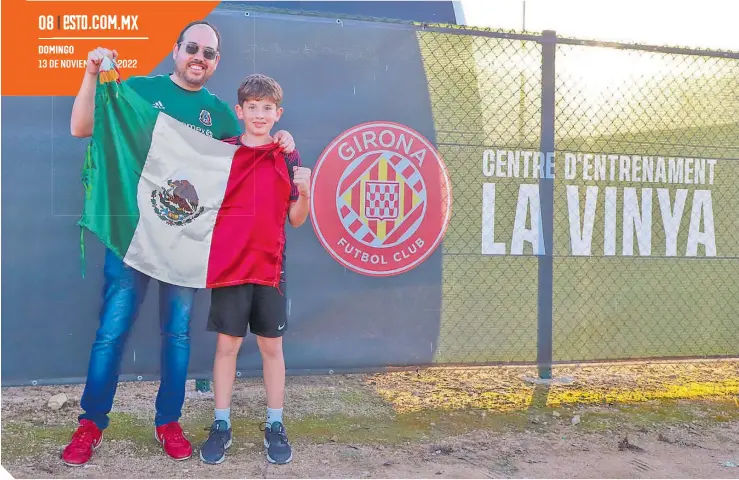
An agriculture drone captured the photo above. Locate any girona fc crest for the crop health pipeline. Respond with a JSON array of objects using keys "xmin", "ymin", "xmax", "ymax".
[{"xmin": 310, "ymin": 122, "xmax": 452, "ymax": 276}]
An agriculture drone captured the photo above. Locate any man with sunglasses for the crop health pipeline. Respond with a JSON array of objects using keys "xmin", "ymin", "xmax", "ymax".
[{"xmin": 62, "ymin": 20, "xmax": 297, "ymax": 467}]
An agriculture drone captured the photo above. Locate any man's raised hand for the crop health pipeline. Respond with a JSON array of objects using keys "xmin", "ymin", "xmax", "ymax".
[
  {"xmin": 273, "ymin": 130, "xmax": 295, "ymax": 154},
  {"xmin": 86, "ymin": 47, "xmax": 117, "ymax": 75}
]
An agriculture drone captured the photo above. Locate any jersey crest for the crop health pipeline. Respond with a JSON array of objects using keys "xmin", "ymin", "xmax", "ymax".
[{"xmin": 199, "ymin": 109, "xmax": 212, "ymax": 127}]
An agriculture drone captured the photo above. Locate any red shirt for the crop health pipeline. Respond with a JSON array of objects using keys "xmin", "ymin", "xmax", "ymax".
[
  {"xmin": 205, "ymin": 136, "xmax": 302, "ymax": 290},
  {"xmin": 221, "ymin": 135, "xmax": 302, "ymax": 202}
]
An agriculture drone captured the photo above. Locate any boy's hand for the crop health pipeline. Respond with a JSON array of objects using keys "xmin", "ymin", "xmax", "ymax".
[
  {"xmin": 273, "ymin": 130, "xmax": 295, "ymax": 153},
  {"xmin": 293, "ymin": 166, "xmax": 312, "ymax": 197}
]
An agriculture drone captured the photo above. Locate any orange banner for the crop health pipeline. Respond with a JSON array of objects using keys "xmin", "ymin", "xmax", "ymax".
[{"xmin": 2, "ymin": 0, "xmax": 221, "ymax": 96}]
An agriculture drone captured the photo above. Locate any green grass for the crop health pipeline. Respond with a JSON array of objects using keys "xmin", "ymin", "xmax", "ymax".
[
  {"xmin": 1, "ymin": 413, "xmax": 159, "ymax": 461},
  {"xmin": 572, "ymin": 398, "xmax": 739, "ymax": 434},
  {"xmin": 0, "ymin": 410, "xmax": 528, "ymax": 463},
  {"xmin": 4, "ymin": 397, "xmax": 738, "ymax": 463}
]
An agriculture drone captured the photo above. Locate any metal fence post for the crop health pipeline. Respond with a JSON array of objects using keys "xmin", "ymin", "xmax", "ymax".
[{"xmin": 537, "ymin": 30, "xmax": 556, "ymax": 379}]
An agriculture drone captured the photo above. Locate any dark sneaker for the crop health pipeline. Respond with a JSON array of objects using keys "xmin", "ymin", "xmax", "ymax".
[
  {"xmin": 263, "ymin": 421, "xmax": 292, "ymax": 464},
  {"xmin": 199, "ymin": 420, "xmax": 232, "ymax": 464}
]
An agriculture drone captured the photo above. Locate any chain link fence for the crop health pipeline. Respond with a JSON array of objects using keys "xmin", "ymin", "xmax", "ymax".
[
  {"xmin": 418, "ymin": 29, "xmax": 543, "ymax": 365},
  {"xmin": 552, "ymin": 41, "xmax": 739, "ymax": 363},
  {"xmin": 413, "ymin": 22, "xmax": 739, "ymax": 375}
]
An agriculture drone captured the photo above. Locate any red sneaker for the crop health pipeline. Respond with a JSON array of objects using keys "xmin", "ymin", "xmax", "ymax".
[
  {"xmin": 61, "ymin": 419, "xmax": 103, "ymax": 467},
  {"xmin": 154, "ymin": 422, "xmax": 192, "ymax": 461}
]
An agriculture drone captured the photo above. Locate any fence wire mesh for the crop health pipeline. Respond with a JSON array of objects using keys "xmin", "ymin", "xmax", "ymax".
[
  {"xmin": 417, "ymin": 30, "xmax": 543, "ymax": 364},
  {"xmin": 412, "ymin": 22, "xmax": 739, "ymax": 373},
  {"xmin": 552, "ymin": 43, "xmax": 739, "ymax": 362}
]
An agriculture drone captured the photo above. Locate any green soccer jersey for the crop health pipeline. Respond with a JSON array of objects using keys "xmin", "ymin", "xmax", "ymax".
[{"xmin": 124, "ymin": 74, "xmax": 241, "ymax": 140}]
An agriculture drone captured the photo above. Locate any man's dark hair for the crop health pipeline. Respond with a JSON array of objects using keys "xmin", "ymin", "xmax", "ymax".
[{"xmin": 176, "ymin": 20, "xmax": 222, "ymax": 51}]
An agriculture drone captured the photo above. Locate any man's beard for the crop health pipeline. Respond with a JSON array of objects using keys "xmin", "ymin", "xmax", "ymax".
[{"xmin": 174, "ymin": 61, "xmax": 210, "ymax": 88}]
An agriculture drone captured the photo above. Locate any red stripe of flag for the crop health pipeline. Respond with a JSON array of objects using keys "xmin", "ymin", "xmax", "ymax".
[{"xmin": 206, "ymin": 146, "xmax": 287, "ymax": 288}]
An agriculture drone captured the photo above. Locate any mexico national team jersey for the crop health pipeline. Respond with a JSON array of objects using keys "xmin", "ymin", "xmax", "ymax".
[{"xmin": 123, "ymin": 74, "xmax": 241, "ymax": 140}]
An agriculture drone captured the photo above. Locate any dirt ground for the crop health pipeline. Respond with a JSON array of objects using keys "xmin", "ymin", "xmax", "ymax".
[{"xmin": 2, "ymin": 363, "xmax": 739, "ymax": 478}]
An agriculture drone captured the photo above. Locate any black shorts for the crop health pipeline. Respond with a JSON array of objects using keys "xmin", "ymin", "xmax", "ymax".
[{"xmin": 207, "ymin": 279, "xmax": 288, "ymax": 338}]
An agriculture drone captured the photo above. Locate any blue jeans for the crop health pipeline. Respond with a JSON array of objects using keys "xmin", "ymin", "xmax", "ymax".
[{"xmin": 79, "ymin": 249, "xmax": 196, "ymax": 430}]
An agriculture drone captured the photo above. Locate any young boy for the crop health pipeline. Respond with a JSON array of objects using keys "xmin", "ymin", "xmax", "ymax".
[{"xmin": 199, "ymin": 74, "xmax": 311, "ymax": 465}]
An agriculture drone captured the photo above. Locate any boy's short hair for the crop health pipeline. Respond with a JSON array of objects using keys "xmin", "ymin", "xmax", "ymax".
[{"xmin": 237, "ymin": 74, "xmax": 283, "ymax": 107}]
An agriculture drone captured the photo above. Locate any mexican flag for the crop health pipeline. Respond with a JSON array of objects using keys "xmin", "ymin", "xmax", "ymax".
[{"xmin": 78, "ymin": 58, "xmax": 287, "ymax": 289}]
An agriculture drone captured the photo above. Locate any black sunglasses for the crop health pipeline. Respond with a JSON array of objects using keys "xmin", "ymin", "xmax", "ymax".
[{"xmin": 181, "ymin": 42, "xmax": 218, "ymax": 60}]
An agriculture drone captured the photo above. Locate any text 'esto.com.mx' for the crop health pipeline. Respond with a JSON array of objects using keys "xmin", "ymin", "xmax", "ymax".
[{"xmin": 38, "ymin": 13, "xmax": 141, "ymax": 70}]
